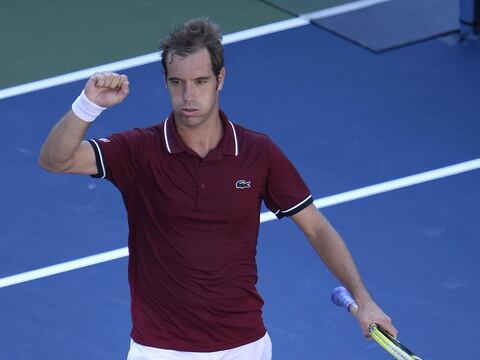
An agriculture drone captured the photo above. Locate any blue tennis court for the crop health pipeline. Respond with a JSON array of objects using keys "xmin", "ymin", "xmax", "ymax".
[{"xmin": 1, "ymin": 5, "xmax": 479, "ymax": 359}]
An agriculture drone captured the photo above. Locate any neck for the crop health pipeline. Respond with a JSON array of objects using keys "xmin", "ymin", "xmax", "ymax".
[{"xmin": 176, "ymin": 110, "xmax": 223, "ymax": 158}]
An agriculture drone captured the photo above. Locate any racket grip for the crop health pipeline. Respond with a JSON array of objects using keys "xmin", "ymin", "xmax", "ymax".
[{"xmin": 331, "ymin": 286, "xmax": 359, "ymax": 314}]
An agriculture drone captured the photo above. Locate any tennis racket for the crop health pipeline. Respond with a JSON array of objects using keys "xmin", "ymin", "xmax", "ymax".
[{"xmin": 331, "ymin": 286, "xmax": 423, "ymax": 360}]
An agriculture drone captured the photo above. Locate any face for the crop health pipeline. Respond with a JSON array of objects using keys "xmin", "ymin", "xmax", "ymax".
[{"xmin": 165, "ymin": 47, "xmax": 225, "ymax": 129}]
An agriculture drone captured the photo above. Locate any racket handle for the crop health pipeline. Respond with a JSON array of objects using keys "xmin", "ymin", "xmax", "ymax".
[{"xmin": 331, "ymin": 286, "xmax": 359, "ymax": 314}]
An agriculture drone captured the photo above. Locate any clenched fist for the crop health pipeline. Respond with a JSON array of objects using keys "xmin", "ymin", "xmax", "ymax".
[{"xmin": 84, "ymin": 72, "xmax": 130, "ymax": 108}]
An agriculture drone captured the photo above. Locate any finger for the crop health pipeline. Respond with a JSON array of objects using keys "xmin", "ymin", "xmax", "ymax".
[
  {"xmin": 109, "ymin": 74, "xmax": 122, "ymax": 89},
  {"xmin": 357, "ymin": 318, "xmax": 370, "ymax": 338},
  {"xmin": 363, "ymin": 323, "xmax": 372, "ymax": 338},
  {"xmin": 103, "ymin": 72, "xmax": 115, "ymax": 88},
  {"xmin": 118, "ymin": 75, "xmax": 129, "ymax": 90},
  {"xmin": 84, "ymin": 74, "xmax": 104, "ymax": 101},
  {"xmin": 382, "ymin": 322, "xmax": 398, "ymax": 338},
  {"xmin": 372, "ymin": 317, "xmax": 397, "ymax": 338},
  {"xmin": 93, "ymin": 72, "xmax": 106, "ymax": 88},
  {"xmin": 84, "ymin": 76, "xmax": 97, "ymax": 93},
  {"xmin": 118, "ymin": 80, "xmax": 130, "ymax": 100},
  {"xmin": 380, "ymin": 315, "xmax": 397, "ymax": 337}
]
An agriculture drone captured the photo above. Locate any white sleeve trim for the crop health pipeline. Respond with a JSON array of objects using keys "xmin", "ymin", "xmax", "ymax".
[
  {"xmin": 279, "ymin": 195, "xmax": 313, "ymax": 215},
  {"xmin": 90, "ymin": 139, "xmax": 106, "ymax": 179}
]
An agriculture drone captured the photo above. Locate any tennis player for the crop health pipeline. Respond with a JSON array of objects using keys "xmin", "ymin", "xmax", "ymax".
[{"xmin": 39, "ymin": 18, "xmax": 397, "ymax": 360}]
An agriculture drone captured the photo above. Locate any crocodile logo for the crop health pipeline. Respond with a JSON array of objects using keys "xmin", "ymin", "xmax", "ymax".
[{"xmin": 235, "ymin": 180, "xmax": 251, "ymax": 189}]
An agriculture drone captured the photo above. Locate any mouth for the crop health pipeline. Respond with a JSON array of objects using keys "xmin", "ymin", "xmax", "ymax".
[{"xmin": 181, "ymin": 108, "xmax": 199, "ymax": 116}]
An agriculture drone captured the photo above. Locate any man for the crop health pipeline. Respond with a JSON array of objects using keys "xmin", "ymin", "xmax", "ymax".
[{"xmin": 39, "ymin": 18, "xmax": 396, "ymax": 360}]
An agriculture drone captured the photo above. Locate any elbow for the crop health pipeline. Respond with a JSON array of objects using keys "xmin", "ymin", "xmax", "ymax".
[
  {"xmin": 38, "ymin": 156, "xmax": 59, "ymax": 173},
  {"xmin": 38, "ymin": 147, "xmax": 52, "ymax": 172},
  {"xmin": 38, "ymin": 157, "xmax": 55, "ymax": 173},
  {"xmin": 38, "ymin": 148, "xmax": 68, "ymax": 173}
]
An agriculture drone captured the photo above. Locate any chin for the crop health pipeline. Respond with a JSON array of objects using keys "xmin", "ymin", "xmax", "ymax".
[{"xmin": 175, "ymin": 112, "xmax": 206, "ymax": 127}]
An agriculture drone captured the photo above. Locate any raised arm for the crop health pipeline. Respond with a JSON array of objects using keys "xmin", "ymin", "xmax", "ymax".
[
  {"xmin": 291, "ymin": 203, "xmax": 398, "ymax": 337},
  {"xmin": 39, "ymin": 72, "xmax": 129, "ymax": 174}
]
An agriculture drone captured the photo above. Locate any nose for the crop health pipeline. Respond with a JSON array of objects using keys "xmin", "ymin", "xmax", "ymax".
[{"xmin": 183, "ymin": 81, "xmax": 194, "ymax": 102}]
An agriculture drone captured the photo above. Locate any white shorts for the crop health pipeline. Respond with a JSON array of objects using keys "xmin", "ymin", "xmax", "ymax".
[{"xmin": 127, "ymin": 333, "xmax": 272, "ymax": 360}]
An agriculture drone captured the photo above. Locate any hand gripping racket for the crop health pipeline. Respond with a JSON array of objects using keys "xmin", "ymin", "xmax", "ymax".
[{"xmin": 331, "ymin": 286, "xmax": 423, "ymax": 360}]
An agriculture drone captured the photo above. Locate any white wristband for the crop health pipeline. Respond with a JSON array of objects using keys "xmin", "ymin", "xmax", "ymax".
[{"xmin": 71, "ymin": 90, "xmax": 107, "ymax": 123}]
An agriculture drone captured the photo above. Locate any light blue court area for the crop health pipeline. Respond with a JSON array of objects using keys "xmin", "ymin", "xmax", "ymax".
[{"xmin": 1, "ymin": 15, "xmax": 479, "ymax": 360}]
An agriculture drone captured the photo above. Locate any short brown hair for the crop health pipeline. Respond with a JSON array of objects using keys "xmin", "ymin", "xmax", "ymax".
[{"xmin": 160, "ymin": 18, "xmax": 224, "ymax": 77}]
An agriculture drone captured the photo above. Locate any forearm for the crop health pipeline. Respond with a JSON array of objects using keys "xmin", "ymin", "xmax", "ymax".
[
  {"xmin": 39, "ymin": 72, "xmax": 129, "ymax": 175},
  {"xmin": 292, "ymin": 204, "xmax": 397, "ymax": 336},
  {"xmin": 292, "ymin": 205, "xmax": 371, "ymax": 304},
  {"xmin": 306, "ymin": 219, "xmax": 371, "ymax": 305},
  {"xmin": 39, "ymin": 110, "xmax": 90, "ymax": 172}
]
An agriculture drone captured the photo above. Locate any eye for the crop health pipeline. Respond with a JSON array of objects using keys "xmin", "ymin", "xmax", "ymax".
[
  {"xmin": 196, "ymin": 79, "xmax": 208, "ymax": 85},
  {"xmin": 169, "ymin": 79, "xmax": 182, "ymax": 86}
]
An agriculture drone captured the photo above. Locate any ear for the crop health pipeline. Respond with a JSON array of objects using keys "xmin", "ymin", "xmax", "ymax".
[{"xmin": 216, "ymin": 67, "xmax": 226, "ymax": 91}]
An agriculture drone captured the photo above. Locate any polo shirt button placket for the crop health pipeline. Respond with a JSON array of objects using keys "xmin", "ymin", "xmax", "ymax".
[{"xmin": 197, "ymin": 182, "xmax": 206, "ymax": 208}]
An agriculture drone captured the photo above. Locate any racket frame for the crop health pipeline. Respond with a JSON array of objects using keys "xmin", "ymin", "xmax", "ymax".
[
  {"xmin": 331, "ymin": 286, "xmax": 423, "ymax": 360},
  {"xmin": 369, "ymin": 323, "xmax": 422, "ymax": 360}
]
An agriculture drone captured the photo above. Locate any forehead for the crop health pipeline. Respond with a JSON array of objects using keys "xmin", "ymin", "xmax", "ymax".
[{"xmin": 166, "ymin": 47, "xmax": 213, "ymax": 78}]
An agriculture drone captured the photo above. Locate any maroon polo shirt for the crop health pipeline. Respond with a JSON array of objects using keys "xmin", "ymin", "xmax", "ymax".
[{"xmin": 89, "ymin": 110, "xmax": 313, "ymax": 352}]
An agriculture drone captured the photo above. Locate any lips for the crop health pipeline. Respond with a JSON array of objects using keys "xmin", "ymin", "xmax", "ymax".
[{"xmin": 181, "ymin": 108, "xmax": 199, "ymax": 116}]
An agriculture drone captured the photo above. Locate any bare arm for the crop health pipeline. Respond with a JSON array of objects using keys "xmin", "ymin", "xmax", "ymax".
[
  {"xmin": 39, "ymin": 72, "xmax": 129, "ymax": 174},
  {"xmin": 39, "ymin": 111, "xmax": 97, "ymax": 174},
  {"xmin": 291, "ymin": 203, "xmax": 397, "ymax": 337}
]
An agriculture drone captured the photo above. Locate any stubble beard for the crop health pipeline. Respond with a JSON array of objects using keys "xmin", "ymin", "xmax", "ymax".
[{"xmin": 174, "ymin": 99, "xmax": 219, "ymax": 130}]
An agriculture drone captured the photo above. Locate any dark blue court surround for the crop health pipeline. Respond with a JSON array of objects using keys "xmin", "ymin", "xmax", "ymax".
[
  {"xmin": 314, "ymin": 0, "xmax": 459, "ymax": 52},
  {"xmin": 0, "ymin": 23, "xmax": 479, "ymax": 359}
]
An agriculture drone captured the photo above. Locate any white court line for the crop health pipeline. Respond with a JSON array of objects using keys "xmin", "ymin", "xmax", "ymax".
[
  {"xmin": 299, "ymin": 0, "xmax": 390, "ymax": 20},
  {"xmin": 0, "ymin": 0, "xmax": 389, "ymax": 100},
  {"xmin": 0, "ymin": 19, "xmax": 308, "ymax": 100},
  {"xmin": 1, "ymin": 157, "xmax": 479, "ymax": 289},
  {"xmin": 0, "ymin": 248, "xmax": 129, "ymax": 289}
]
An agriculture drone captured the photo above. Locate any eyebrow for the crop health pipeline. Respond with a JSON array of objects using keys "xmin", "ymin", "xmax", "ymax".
[{"xmin": 167, "ymin": 75, "xmax": 213, "ymax": 82}]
